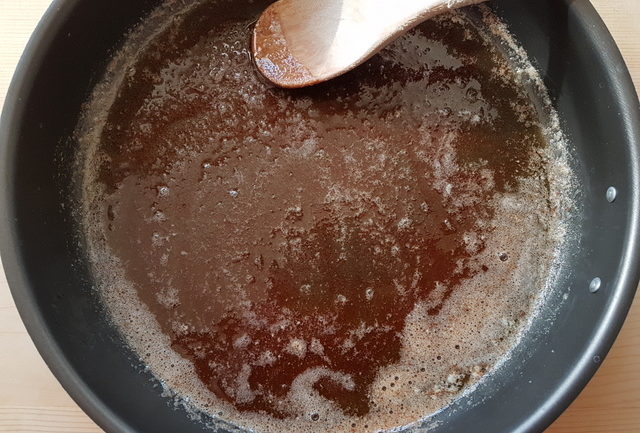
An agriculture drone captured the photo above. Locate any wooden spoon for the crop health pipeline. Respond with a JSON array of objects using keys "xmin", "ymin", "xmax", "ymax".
[{"xmin": 252, "ymin": 0, "xmax": 486, "ymax": 88}]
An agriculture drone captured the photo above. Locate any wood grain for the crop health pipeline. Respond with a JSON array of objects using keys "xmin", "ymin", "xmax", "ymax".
[{"xmin": 0, "ymin": 1, "xmax": 638, "ymax": 432}]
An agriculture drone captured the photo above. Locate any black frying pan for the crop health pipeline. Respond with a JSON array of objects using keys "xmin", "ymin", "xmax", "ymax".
[{"xmin": 1, "ymin": 0, "xmax": 639, "ymax": 432}]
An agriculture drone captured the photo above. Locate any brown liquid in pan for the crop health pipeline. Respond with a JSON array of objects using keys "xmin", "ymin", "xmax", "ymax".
[{"xmin": 83, "ymin": 0, "xmax": 565, "ymax": 429}]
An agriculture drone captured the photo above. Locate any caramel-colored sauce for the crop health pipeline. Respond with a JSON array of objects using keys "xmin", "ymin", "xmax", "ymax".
[{"xmin": 93, "ymin": 0, "xmax": 547, "ymax": 421}]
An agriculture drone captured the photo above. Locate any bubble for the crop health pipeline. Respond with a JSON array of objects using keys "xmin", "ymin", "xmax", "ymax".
[
  {"xmin": 300, "ymin": 284, "xmax": 312, "ymax": 295},
  {"xmin": 157, "ymin": 185, "xmax": 170, "ymax": 197},
  {"xmin": 365, "ymin": 288, "xmax": 375, "ymax": 301},
  {"xmin": 465, "ymin": 87, "xmax": 479, "ymax": 102}
]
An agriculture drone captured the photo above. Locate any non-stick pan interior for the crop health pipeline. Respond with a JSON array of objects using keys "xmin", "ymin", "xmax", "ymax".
[{"xmin": 1, "ymin": 1, "xmax": 638, "ymax": 432}]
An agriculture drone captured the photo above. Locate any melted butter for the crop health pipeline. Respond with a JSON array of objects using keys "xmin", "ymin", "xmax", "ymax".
[{"xmin": 86, "ymin": 0, "xmax": 556, "ymax": 428}]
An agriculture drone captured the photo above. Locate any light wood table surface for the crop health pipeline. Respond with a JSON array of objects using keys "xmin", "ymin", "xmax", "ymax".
[{"xmin": 1, "ymin": 1, "xmax": 639, "ymax": 432}]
